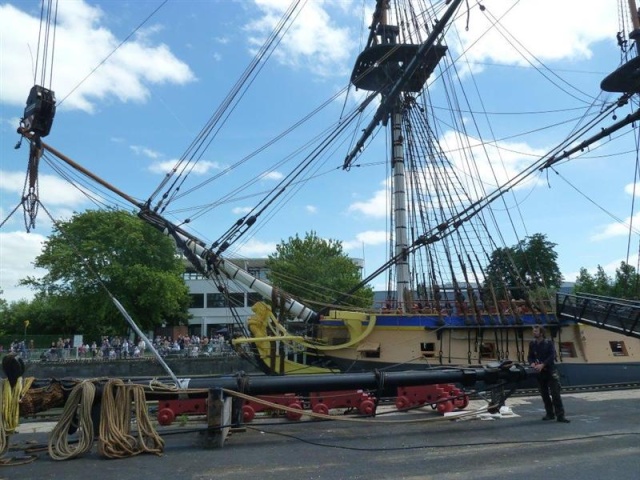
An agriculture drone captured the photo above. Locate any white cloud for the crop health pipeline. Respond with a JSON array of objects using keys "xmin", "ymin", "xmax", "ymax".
[
  {"xmin": 454, "ymin": 1, "xmax": 614, "ymax": 67},
  {"xmin": 260, "ymin": 171, "xmax": 284, "ymax": 181},
  {"xmin": 348, "ymin": 128, "xmax": 546, "ymax": 219},
  {"xmin": 439, "ymin": 130, "xmax": 546, "ymax": 193},
  {"xmin": 234, "ymin": 238, "xmax": 276, "ymax": 257},
  {"xmin": 130, "ymin": 145, "xmax": 161, "ymax": 159},
  {"xmin": 0, "ymin": 231, "xmax": 47, "ymax": 302},
  {"xmin": 591, "ymin": 212, "xmax": 640, "ymax": 241},
  {"xmin": 305, "ymin": 205, "xmax": 317, "ymax": 214},
  {"xmin": 0, "ymin": 170, "xmax": 89, "ymax": 207},
  {"xmin": 245, "ymin": 0, "xmax": 355, "ymax": 78},
  {"xmin": 0, "ymin": 1, "xmax": 195, "ymax": 113},
  {"xmin": 342, "ymin": 230, "xmax": 387, "ymax": 250},
  {"xmin": 148, "ymin": 160, "xmax": 221, "ymax": 175},
  {"xmin": 348, "ymin": 181, "xmax": 388, "ymax": 218},
  {"xmin": 232, "ymin": 206, "xmax": 252, "ymax": 215},
  {"xmin": 625, "ymin": 182, "xmax": 640, "ymax": 197}
]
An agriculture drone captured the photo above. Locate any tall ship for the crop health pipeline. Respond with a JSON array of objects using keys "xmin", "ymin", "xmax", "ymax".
[{"xmin": 4, "ymin": 0, "xmax": 640, "ymax": 388}]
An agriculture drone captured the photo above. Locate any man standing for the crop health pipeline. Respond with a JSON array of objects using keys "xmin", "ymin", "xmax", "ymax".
[{"xmin": 527, "ymin": 324, "xmax": 570, "ymax": 423}]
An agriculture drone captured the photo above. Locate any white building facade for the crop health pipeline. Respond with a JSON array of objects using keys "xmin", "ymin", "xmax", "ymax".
[
  {"xmin": 183, "ymin": 256, "xmax": 365, "ymax": 338},
  {"xmin": 183, "ymin": 258, "xmax": 269, "ymax": 338}
]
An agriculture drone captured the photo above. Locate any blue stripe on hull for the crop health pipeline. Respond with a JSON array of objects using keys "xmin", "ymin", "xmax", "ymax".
[{"xmin": 321, "ymin": 313, "xmax": 560, "ymax": 328}]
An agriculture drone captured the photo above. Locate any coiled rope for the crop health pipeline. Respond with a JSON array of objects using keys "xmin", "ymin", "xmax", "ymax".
[
  {"xmin": 0, "ymin": 376, "xmax": 35, "ymax": 454},
  {"xmin": 48, "ymin": 380, "xmax": 96, "ymax": 460},
  {"xmin": 0, "ymin": 375, "xmax": 36, "ymax": 466},
  {"xmin": 97, "ymin": 378, "xmax": 164, "ymax": 458}
]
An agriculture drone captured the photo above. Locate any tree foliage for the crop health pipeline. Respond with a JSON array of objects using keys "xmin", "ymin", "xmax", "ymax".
[
  {"xmin": 573, "ymin": 262, "xmax": 639, "ymax": 299},
  {"xmin": 483, "ymin": 233, "xmax": 562, "ymax": 300},
  {"xmin": 0, "ymin": 296, "xmax": 69, "ymax": 338},
  {"xmin": 265, "ymin": 231, "xmax": 374, "ymax": 310},
  {"xmin": 16, "ymin": 209, "xmax": 191, "ymax": 338}
]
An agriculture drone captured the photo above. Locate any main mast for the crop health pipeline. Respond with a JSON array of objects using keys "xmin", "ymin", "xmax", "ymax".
[
  {"xmin": 377, "ymin": 4, "xmax": 411, "ymax": 311},
  {"xmin": 346, "ymin": 0, "xmax": 459, "ymax": 311}
]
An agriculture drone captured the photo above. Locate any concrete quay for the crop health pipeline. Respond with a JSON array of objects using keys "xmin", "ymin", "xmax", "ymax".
[{"xmin": 1, "ymin": 389, "xmax": 639, "ymax": 480}]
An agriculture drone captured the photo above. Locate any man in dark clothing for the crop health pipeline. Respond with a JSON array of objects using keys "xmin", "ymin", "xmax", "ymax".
[{"xmin": 527, "ymin": 325, "xmax": 570, "ymax": 423}]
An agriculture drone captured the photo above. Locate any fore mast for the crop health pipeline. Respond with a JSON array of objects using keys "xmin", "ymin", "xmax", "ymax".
[{"xmin": 344, "ymin": 0, "xmax": 459, "ymax": 312}]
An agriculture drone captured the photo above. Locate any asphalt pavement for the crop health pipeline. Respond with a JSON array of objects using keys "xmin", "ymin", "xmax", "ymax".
[{"xmin": 0, "ymin": 389, "xmax": 639, "ymax": 480}]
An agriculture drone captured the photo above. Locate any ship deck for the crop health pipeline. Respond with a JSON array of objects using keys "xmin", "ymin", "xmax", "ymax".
[{"xmin": 3, "ymin": 389, "xmax": 639, "ymax": 479}]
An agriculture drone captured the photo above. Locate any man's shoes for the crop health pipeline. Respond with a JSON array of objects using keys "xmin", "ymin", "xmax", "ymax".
[
  {"xmin": 542, "ymin": 414, "xmax": 555, "ymax": 420},
  {"xmin": 556, "ymin": 417, "xmax": 570, "ymax": 423}
]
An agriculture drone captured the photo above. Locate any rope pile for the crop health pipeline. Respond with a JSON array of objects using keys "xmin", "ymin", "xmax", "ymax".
[
  {"xmin": 48, "ymin": 380, "xmax": 96, "ymax": 460},
  {"xmin": 1, "ymin": 376, "xmax": 35, "ymax": 453},
  {"xmin": 47, "ymin": 378, "xmax": 166, "ymax": 460},
  {"xmin": 97, "ymin": 379, "xmax": 164, "ymax": 459}
]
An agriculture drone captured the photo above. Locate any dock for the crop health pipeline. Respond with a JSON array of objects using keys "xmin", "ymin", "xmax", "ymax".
[{"xmin": 1, "ymin": 388, "xmax": 638, "ymax": 479}]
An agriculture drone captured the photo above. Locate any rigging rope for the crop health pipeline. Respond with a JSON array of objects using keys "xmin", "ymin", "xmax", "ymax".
[{"xmin": 149, "ymin": 0, "xmax": 306, "ymax": 213}]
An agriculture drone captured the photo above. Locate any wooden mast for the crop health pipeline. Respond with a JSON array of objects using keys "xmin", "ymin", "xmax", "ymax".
[
  {"xmin": 377, "ymin": 2, "xmax": 412, "ymax": 312},
  {"xmin": 628, "ymin": 0, "xmax": 640, "ymax": 53}
]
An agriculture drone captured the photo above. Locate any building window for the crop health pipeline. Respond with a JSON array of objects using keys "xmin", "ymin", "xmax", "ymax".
[
  {"xmin": 559, "ymin": 342, "xmax": 576, "ymax": 358},
  {"xmin": 204, "ymin": 293, "xmax": 246, "ymax": 309},
  {"xmin": 183, "ymin": 271, "xmax": 204, "ymax": 280},
  {"xmin": 248, "ymin": 292, "xmax": 263, "ymax": 306},
  {"xmin": 609, "ymin": 341, "xmax": 628, "ymax": 356},
  {"xmin": 420, "ymin": 342, "xmax": 436, "ymax": 358},
  {"xmin": 480, "ymin": 342, "xmax": 495, "ymax": 359},
  {"xmin": 206, "ymin": 293, "xmax": 226, "ymax": 308},
  {"xmin": 229, "ymin": 293, "xmax": 245, "ymax": 307},
  {"xmin": 189, "ymin": 293, "xmax": 205, "ymax": 309},
  {"xmin": 248, "ymin": 267, "xmax": 268, "ymax": 280}
]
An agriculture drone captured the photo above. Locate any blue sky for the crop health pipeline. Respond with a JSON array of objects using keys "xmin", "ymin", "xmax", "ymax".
[{"xmin": 1, "ymin": 0, "xmax": 639, "ymax": 303}]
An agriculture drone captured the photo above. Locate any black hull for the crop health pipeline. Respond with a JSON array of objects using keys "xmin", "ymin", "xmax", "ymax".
[
  {"xmin": 555, "ymin": 362, "xmax": 640, "ymax": 387},
  {"xmin": 326, "ymin": 357, "xmax": 640, "ymax": 389}
]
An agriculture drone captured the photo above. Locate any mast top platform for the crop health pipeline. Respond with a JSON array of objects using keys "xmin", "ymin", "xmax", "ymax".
[{"xmin": 350, "ymin": 43, "xmax": 447, "ymax": 93}]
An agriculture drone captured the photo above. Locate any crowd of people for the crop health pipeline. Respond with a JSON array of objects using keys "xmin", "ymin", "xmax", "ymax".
[
  {"xmin": 2, "ymin": 332, "xmax": 235, "ymax": 362},
  {"xmin": 152, "ymin": 333, "xmax": 233, "ymax": 357}
]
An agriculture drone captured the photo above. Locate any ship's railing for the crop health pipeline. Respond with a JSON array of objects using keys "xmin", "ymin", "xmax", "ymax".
[
  {"xmin": 556, "ymin": 293, "xmax": 640, "ymax": 339},
  {"xmin": 374, "ymin": 299, "xmax": 554, "ymax": 317}
]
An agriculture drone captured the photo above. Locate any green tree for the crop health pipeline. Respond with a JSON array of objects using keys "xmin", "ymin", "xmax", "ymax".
[
  {"xmin": 0, "ymin": 289, "xmax": 7, "ymax": 313},
  {"xmin": 266, "ymin": 231, "xmax": 374, "ymax": 311},
  {"xmin": 515, "ymin": 233, "xmax": 562, "ymax": 289},
  {"xmin": 483, "ymin": 246, "xmax": 521, "ymax": 299},
  {"xmin": 483, "ymin": 233, "xmax": 562, "ymax": 300},
  {"xmin": 19, "ymin": 209, "xmax": 191, "ymax": 339},
  {"xmin": 0, "ymin": 295, "xmax": 72, "ymax": 338},
  {"xmin": 573, "ymin": 262, "xmax": 639, "ymax": 299},
  {"xmin": 573, "ymin": 267, "xmax": 597, "ymax": 295},
  {"xmin": 593, "ymin": 265, "xmax": 613, "ymax": 296},
  {"xmin": 573, "ymin": 265, "xmax": 612, "ymax": 296},
  {"xmin": 611, "ymin": 261, "xmax": 640, "ymax": 299},
  {"xmin": 0, "ymin": 289, "xmax": 8, "ymax": 336}
]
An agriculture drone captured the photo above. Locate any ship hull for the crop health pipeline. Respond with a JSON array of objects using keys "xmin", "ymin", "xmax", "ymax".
[
  {"xmin": 323, "ymin": 356, "xmax": 640, "ymax": 389},
  {"xmin": 312, "ymin": 310, "xmax": 640, "ymax": 389}
]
